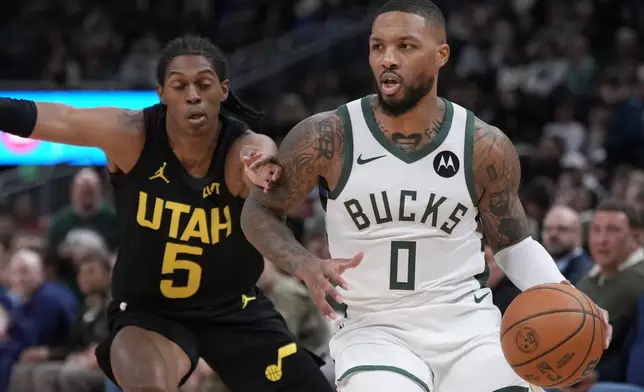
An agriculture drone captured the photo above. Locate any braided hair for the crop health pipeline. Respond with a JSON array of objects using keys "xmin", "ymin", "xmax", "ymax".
[{"xmin": 156, "ymin": 35, "xmax": 262, "ymax": 123}]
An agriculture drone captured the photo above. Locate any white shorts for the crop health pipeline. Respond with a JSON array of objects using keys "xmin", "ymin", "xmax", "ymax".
[{"xmin": 330, "ymin": 288, "xmax": 531, "ymax": 392}]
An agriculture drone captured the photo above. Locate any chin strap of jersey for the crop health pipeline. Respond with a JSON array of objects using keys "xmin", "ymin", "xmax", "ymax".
[
  {"xmin": 493, "ymin": 237, "xmax": 567, "ymax": 291},
  {"xmin": 0, "ymin": 98, "xmax": 37, "ymax": 138}
]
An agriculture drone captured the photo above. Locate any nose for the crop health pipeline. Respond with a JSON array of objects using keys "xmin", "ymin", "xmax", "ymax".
[
  {"xmin": 185, "ymin": 85, "xmax": 201, "ymax": 104},
  {"xmin": 381, "ymin": 47, "xmax": 399, "ymax": 70}
]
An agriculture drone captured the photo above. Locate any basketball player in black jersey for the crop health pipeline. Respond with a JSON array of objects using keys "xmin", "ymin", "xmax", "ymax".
[{"xmin": 0, "ymin": 36, "xmax": 333, "ymax": 392}]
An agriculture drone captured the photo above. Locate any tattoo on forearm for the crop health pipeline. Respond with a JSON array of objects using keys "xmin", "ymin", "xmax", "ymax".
[
  {"xmin": 241, "ymin": 111, "xmax": 344, "ymax": 273},
  {"xmin": 473, "ymin": 119, "xmax": 530, "ymax": 252}
]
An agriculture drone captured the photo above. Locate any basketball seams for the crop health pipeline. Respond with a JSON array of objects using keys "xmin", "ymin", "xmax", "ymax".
[
  {"xmin": 503, "ymin": 285, "xmax": 604, "ymax": 389},
  {"xmin": 502, "ymin": 286, "xmax": 588, "ymax": 369},
  {"xmin": 539, "ymin": 292, "xmax": 601, "ymax": 388},
  {"xmin": 507, "ymin": 311, "xmax": 587, "ymax": 368},
  {"xmin": 501, "ymin": 309, "xmax": 595, "ymax": 340}
]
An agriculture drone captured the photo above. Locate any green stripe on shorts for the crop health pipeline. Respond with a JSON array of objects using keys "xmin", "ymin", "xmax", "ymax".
[{"xmin": 337, "ymin": 365, "xmax": 430, "ymax": 392}]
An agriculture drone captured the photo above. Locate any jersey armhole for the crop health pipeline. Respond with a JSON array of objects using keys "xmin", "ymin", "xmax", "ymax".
[
  {"xmin": 109, "ymin": 105, "xmax": 162, "ymax": 189},
  {"xmin": 325, "ymin": 104, "xmax": 353, "ymax": 200},
  {"xmin": 463, "ymin": 109, "xmax": 478, "ymax": 207}
]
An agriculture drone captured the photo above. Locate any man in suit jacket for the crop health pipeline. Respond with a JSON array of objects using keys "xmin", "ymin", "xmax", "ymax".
[{"xmin": 542, "ymin": 205, "xmax": 593, "ymax": 284}]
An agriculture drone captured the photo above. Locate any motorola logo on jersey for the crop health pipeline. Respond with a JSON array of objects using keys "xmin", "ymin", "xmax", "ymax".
[{"xmin": 433, "ymin": 151, "xmax": 459, "ymax": 178}]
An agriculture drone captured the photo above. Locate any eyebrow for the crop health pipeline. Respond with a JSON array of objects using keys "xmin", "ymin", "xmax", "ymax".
[
  {"xmin": 370, "ymin": 35, "xmax": 421, "ymax": 42},
  {"xmin": 167, "ymin": 69, "xmax": 217, "ymax": 78}
]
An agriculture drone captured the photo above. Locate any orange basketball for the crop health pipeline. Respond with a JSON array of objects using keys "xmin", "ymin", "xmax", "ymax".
[{"xmin": 500, "ymin": 283, "xmax": 604, "ymax": 389}]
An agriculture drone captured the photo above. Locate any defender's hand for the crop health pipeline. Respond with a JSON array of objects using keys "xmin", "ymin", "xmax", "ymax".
[
  {"xmin": 560, "ymin": 280, "xmax": 612, "ymax": 349},
  {"xmin": 241, "ymin": 146, "xmax": 282, "ymax": 192},
  {"xmin": 296, "ymin": 252, "xmax": 364, "ymax": 320}
]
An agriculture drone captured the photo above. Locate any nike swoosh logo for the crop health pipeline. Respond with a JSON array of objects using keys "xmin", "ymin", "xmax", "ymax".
[
  {"xmin": 357, "ymin": 154, "xmax": 386, "ymax": 165},
  {"xmin": 474, "ymin": 292, "xmax": 490, "ymax": 303}
]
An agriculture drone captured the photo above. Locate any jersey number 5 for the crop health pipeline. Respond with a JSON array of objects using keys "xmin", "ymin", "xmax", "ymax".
[
  {"xmin": 389, "ymin": 241, "xmax": 417, "ymax": 290},
  {"xmin": 160, "ymin": 242, "xmax": 203, "ymax": 299}
]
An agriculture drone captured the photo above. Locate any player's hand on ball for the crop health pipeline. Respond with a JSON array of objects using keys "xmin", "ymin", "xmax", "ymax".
[
  {"xmin": 560, "ymin": 280, "xmax": 612, "ymax": 349},
  {"xmin": 295, "ymin": 252, "xmax": 364, "ymax": 320},
  {"xmin": 241, "ymin": 146, "xmax": 282, "ymax": 192}
]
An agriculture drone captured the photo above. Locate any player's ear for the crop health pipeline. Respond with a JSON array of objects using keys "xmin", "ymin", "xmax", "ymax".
[
  {"xmin": 156, "ymin": 84, "xmax": 166, "ymax": 105},
  {"xmin": 220, "ymin": 79, "xmax": 230, "ymax": 102},
  {"xmin": 436, "ymin": 43, "xmax": 450, "ymax": 69}
]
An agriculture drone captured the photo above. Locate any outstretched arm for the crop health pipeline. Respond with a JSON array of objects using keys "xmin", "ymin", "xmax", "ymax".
[
  {"xmin": 0, "ymin": 99, "xmax": 144, "ymax": 171},
  {"xmin": 241, "ymin": 111, "xmax": 340, "ymax": 274}
]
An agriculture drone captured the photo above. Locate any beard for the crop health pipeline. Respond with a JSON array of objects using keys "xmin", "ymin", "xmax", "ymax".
[
  {"xmin": 376, "ymin": 74, "xmax": 434, "ymax": 117},
  {"xmin": 548, "ymin": 244, "xmax": 574, "ymax": 260}
]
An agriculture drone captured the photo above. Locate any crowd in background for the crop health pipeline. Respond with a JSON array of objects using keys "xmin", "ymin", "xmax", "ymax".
[{"xmin": 0, "ymin": 0, "xmax": 643, "ymax": 391}]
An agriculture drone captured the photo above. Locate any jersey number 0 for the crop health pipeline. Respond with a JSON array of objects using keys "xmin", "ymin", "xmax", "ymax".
[
  {"xmin": 389, "ymin": 241, "xmax": 417, "ymax": 290},
  {"xmin": 160, "ymin": 242, "xmax": 203, "ymax": 298}
]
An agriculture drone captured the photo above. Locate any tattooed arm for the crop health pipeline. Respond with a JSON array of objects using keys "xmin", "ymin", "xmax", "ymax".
[
  {"xmin": 241, "ymin": 111, "xmax": 362, "ymax": 318},
  {"xmin": 473, "ymin": 118, "xmax": 565, "ymax": 289},
  {"xmin": 241, "ymin": 111, "xmax": 339, "ymax": 272},
  {"xmin": 472, "ymin": 119, "xmax": 530, "ymax": 252}
]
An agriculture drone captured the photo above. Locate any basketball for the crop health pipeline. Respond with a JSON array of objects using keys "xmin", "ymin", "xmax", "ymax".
[{"xmin": 500, "ymin": 283, "xmax": 604, "ymax": 389}]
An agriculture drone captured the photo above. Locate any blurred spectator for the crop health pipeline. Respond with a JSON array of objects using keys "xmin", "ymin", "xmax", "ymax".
[
  {"xmin": 565, "ymin": 35, "xmax": 597, "ymax": 97},
  {"xmin": 45, "ymin": 168, "xmax": 117, "ymax": 299},
  {"xmin": 8, "ymin": 253, "xmax": 111, "ymax": 392},
  {"xmin": 573, "ymin": 201, "xmax": 644, "ymax": 390},
  {"xmin": 589, "ymin": 296, "xmax": 644, "ymax": 392},
  {"xmin": 600, "ymin": 71, "xmax": 644, "ymax": 171},
  {"xmin": 0, "ymin": 249, "xmax": 77, "ymax": 392},
  {"xmin": 541, "ymin": 205, "xmax": 593, "ymax": 284},
  {"xmin": 543, "ymin": 100, "xmax": 586, "ymax": 157}
]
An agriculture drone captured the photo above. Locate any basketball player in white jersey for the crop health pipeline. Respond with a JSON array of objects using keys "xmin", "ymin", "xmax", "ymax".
[{"xmin": 241, "ymin": 1, "xmax": 612, "ymax": 391}]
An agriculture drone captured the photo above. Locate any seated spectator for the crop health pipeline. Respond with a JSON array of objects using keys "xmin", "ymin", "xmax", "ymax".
[
  {"xmin": 45, "ymin": 168, "xmax": 117, "ymax": 300},
  {"xmin": 8, "ymin": 252, "xmax": 111, "ymax": 392},
  {"xmin": 589, "ymin": 295, "xmax": 644, "ymax": 392},
  {"xmin": 565, "ymin": 201, "xmax": 644, "ymax": 391},
  {"xmin": 541, "ymin": 206, "xmax": 593, "ymax": 284},
  {"xmin": 0, "ymin": 249, "xmax": 77, "ymax": 392}
]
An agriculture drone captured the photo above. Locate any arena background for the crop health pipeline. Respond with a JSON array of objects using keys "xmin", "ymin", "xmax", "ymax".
[{"xmin": 0, "ymin": 1, "xmax": 642, "ymax": 392}]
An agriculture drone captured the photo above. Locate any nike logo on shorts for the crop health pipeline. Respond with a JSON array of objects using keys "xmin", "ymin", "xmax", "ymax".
[{"xmin": 474, "ymin": 292, "xmax": 490, "ymax": 303}]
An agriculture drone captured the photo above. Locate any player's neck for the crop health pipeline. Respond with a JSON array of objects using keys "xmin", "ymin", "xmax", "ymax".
[
  {"xmin": 166, "ymin": 117, "xmax": 220, "ymax": 169},
  {"xmin": 374, "ymin": 92, "xmax": 442, "ymax": 136}
]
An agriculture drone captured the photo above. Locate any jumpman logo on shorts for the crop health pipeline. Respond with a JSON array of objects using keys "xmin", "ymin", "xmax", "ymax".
[
  {"xmin": 241, "ymin": 294, "xmax": 256, "ymax": 309},
  {"xmin": 149, "ymin": 162, "xmax": 170, "ymax": 184}
]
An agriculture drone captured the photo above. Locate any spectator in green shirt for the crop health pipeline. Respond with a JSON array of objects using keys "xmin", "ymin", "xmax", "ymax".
[{"xmin": 45, "ymin": 168, "xmax": 117, "ymax": 299}]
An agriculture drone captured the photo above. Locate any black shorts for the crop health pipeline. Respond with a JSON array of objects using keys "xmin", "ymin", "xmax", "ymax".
[{"xmin": 95, "ymin": 288, "xmax": 332, "ymax": 392}]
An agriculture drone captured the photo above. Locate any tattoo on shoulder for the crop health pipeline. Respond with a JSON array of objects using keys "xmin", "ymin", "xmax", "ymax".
[
  {"xmin": 472, "ymin": 118, "xmax": 529, "ymax": 250},
  {"xmin": 260, "ymin": 110, "xmax": 344, "ymax": 212}
]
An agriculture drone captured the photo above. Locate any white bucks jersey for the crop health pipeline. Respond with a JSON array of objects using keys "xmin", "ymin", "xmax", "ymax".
[{"xmin": 324, "ymin": 96, "xmax": 488, "ymax": 315}]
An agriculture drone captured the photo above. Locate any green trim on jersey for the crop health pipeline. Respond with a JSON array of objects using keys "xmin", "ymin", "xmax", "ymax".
[
  {"xmin": 475, "ymin": 263, "xmax": 490, "ymax": 288},
  {"xmin": 464, "ymin": 110, "xmax": 478, "ymax": 206},
  {"xmin": 337, "ymin": 365, "xmax": 431, "ymax": 392},
  {"xmin": 327, "ymin": 104, "xmax": 354, "ymax": 200},
  {"xmin": 360, "ymin": 96, "xmax": 454, "ymax": 164},
  {"xmin": 493, "ymin": 387, "xmax": 529, "ymax": 392}
]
